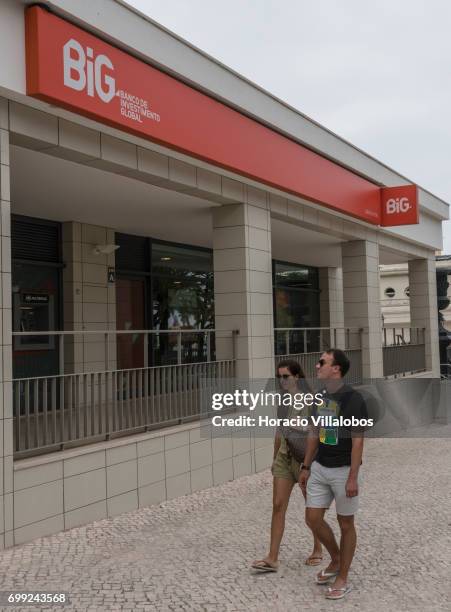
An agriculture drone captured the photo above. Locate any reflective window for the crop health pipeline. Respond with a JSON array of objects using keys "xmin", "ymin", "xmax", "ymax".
[
  {"xmin": 115, "ymin": 235, "xmax": 215, "ymax": 367},
  {"xmin": 273, "ymin": 261, "xmax": 320, "ymax": 354},
  {"xmin": 274, "ymin": 262, "xmax": 318, "ymax": 290},
  {"xmin": 152, "ymin": 243, "xmax": 214, "ymax": 365}
]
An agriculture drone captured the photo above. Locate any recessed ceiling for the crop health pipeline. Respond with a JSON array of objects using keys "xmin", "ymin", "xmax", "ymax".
[
  {"xmin": 10, "ymin": 145, "xmax": 216, "ymax": 247},
  {"xmin": 271, "ymin": 217, "xmax": 343, "ymax": 267},
  {"xmin": 10, "ymin": 144, "xmax": 410, "ymax": 267}
]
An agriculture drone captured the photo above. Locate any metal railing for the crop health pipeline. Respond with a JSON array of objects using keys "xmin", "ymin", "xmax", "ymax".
[
  {"xmin": 13, "ymin": 359, "xmax": 235, "ymax": 458},
  {"xmin": 12, "ymin": 328, "xmax": 238, "ymax": 377},
  {"xmin": 274, "ymin": 327, "xmax": 363, "ymax": 384},
  {"xmin": 12, "ymin": 328, "xmax": 237, "ymax": 457},
  {"xmin": 11, "ymin": 323, "xmax": 429, "ymax": 456},
  {"xmin": 274, "ymin": 327, "xmax": 362, "ymax": 355},
  {"xmin": 382, "ymin": 327, "xmax": 426, "ymax": 377},
  {"xmin": 382, "ymin": 327, "xmax": 424, "ymax": 347}
]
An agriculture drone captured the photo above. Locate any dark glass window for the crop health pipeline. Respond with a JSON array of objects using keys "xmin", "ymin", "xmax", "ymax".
[
  {"xmin": 115, "ymin": 233, "xmax": 150, "ymax": 273},
  {"xmin": 152, "ymin": 243, "xmax": 214, "ymax": 365},
  {"xmin": 114, "ymin": 233, "xmax": 215, "ymax": 367},
  {"xmin": 273, "ymin": 260, "xmax": 320, "ymax": 354},
  {"xmin": 274, "ymin": 262, "xmax": 319, "ymax": 291},
  {"xmin": 12, "ymin": 216, "xmax": 62, "ymax": 379}
]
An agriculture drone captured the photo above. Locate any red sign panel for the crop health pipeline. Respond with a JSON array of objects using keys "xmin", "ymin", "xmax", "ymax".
[
  {"xmin": 380, "ymin": 185, "xmax": 419, "ymax": 227},
  {"xmin": 25, "ymin": 7, "xmax": 419, "ymax": 227}
]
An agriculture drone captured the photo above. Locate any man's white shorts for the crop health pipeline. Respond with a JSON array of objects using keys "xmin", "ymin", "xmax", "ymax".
[{"xmin": 306, "ymin": 461, "xmax": 361, "ymax": 516}]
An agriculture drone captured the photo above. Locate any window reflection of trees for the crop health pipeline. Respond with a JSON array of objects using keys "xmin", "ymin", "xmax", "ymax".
[
  {"xmin": 152, "ymin": 253, "xmax": 214, "ymax": 365},
  {"xmin": 273, "ymin": 261, "xmax": 320, "ymax": 355}
]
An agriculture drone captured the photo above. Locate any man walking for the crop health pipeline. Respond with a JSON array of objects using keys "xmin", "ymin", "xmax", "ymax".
[{"xmin": 299, "ymin": 349, "xmax": 367, "ymax": 600}]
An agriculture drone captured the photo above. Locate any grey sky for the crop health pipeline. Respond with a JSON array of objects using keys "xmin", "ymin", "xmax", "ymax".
[{"xmin": 126, "ymin": 0, "xmax": 451, "ymax": 250}]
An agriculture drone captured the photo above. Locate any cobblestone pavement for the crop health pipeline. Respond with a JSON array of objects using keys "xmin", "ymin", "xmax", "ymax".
[{"xmin": 0, "ymin": 434, "xmax": 450, "ymax": 612}]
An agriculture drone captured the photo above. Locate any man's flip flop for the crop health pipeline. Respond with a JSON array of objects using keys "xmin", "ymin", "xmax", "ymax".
[
  {"xmin": 305, "ymin": 555, "xmax": 323, "ymax": 566},
  {"xmin": 325, "ymin": 585, "xmax": 352, "ymax": 600},
  {"xmin": 315, "ymin": 569, "xmax": 339, "ymax": 584},
  {"xmin": 251, "ymin": 560, "xmax": 279, "ymax": 573}
]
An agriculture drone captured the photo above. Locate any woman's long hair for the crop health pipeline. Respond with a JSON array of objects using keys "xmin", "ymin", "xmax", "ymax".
[{"xmin": 276, "ymin": 359, "xmax": 305, "ymax": 379}]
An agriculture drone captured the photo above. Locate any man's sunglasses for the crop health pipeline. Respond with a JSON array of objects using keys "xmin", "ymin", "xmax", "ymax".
[
  {"xmin": 317, "ymin": 359, "xmax": 335, "ymax": 367},
  {"xmin": 276, "ymin": 374, "xmax": 292, "ymax": 379}
]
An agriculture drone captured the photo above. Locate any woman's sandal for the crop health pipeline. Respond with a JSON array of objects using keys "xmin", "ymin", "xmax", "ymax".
[
  {"xmin": 251, "ymin": 559, "xmax": 279, "ymax": 573},
  {"xmin": 315, "ymin": 569, "xmax": 340, "ymax": 584},
  {"xmin": 325, "ymin": 585, "xmax": 352, "ymax": 600},
  {"xmin": 305, "ymin": 555, "xmax": 323, "ymax": 566}
]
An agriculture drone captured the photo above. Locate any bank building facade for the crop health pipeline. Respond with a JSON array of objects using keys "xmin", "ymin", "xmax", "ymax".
[{"xmin": 0, "ymin": 0, "xmax": 447, "ymax": 545}]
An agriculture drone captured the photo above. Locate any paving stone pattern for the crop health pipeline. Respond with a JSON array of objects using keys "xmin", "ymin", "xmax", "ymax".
[{"xmin": 0, "ymin": 435, "xmax": 450, "ymax": 611}]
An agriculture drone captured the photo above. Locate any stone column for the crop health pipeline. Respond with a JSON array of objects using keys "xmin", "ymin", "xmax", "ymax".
[
  {"xmin": 213, "ymin": 195, "xmax": 274, "ymax": 379},
  {"xmin": 342, "ymin": 240, "xmax": 383, "ymax": 379},
  {"xmin": 0, "ymin": 98, "xmax": 13, "ymax": 547},
  {"xmin": 319, "ymin": 267, "xmax": 345, "ymax": 349},
  {"xmin": 63, "ymin": 222, "xmax": 116, "ymax": 373},
  {"xmin": 408, "ymin": 257, "xmax": 440, "ymax": 375}
]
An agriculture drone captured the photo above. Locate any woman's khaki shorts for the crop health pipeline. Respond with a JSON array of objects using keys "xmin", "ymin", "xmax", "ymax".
[{"xmin": 271, "ymin": 450, "xmax": 301, "ymax": 482}]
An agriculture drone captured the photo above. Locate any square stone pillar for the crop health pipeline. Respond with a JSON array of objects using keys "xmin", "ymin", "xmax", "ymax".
[
  {"xmin": 408, "ymin": 257, "xmax": 439, "ymax": 375},
  {"xmin": 319, "ymin": 267, "xmax": 345, "ymax": 349},
  {"xmin": 63, "ymin": 222, "xmax": 117, "ymax": 373},
  {"xmin": 342, "ymin": 240, "xmax": 383, "ymax": 379},
  {"xmin": 213, "ymin": 200, "xmax": 274, "ymax": 379},
  {"xmin": 0, "ymin": 98, "xmax": 14, "ymax": 548}
]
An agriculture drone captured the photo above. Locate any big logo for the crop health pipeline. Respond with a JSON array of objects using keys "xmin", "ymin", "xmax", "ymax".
[
  {"xmin": 63, "ymin": 39, "xmax": 116, "ymax": 103},
  {"xmin": 380, "ymin": 185, "xmax": 418, "ymax": 227},
  {"xmin": 385, "ymin": 197, "xmax": 411, "ymax": 214}
]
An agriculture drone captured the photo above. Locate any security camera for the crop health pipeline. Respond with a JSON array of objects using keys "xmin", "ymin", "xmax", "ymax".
[{"xmin": 92, "ymin": 244, "xmax": 120, "ymax": 255}]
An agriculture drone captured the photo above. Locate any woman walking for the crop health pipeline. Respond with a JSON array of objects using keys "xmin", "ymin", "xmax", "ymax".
[{"xmin": 251, "ymin": 360, "xmax": 322, "ymax": 572}]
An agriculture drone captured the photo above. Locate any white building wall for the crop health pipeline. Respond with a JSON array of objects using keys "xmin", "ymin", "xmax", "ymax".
[
  {"xmin": 12, "ymin": 422, "xmax": 273, "ymax": 545},
  {"xmin": 0, "ymin": 97, "xmax": 14, "ymax": 549},
  {"xmin": 379, "ymin": 264, "xmax": 410, "ymax": 327},
  {"xmin": 213, "ymin": 196, "xmax": 274, "ymax": 380},
  {"xmin": 342, "ymin": 240, "xmax": 383, "ymax": 379},
  {"xmin": 319, "ymin": 267, "xmax": 345, "ymax": 349},
  {"xmin": 63, "ymin": 222, "xmax": 117, "ymax": 374},
  {"xmin": 380, "ymin": 262, "xmax": 451, "ymax": 332}
]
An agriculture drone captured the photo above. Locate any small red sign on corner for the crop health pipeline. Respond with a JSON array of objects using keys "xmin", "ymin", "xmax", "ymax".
[{"xmin": 380, "ymin": 184, "xmax": 419, "ymax": 227}]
